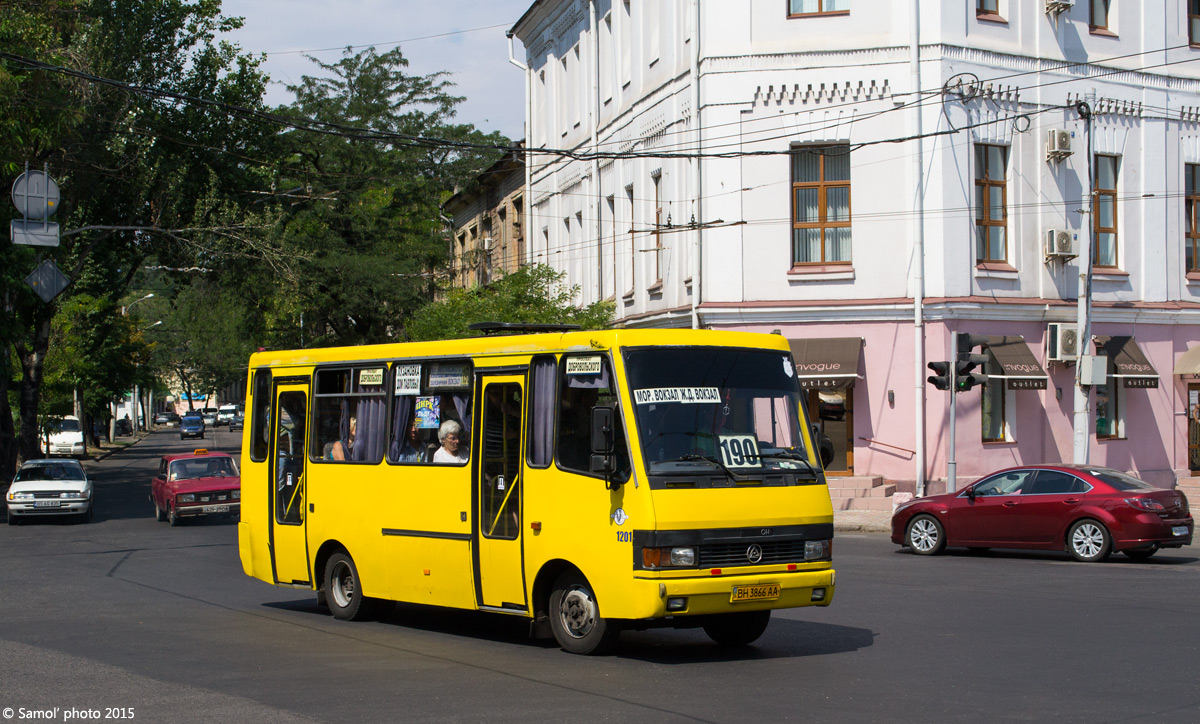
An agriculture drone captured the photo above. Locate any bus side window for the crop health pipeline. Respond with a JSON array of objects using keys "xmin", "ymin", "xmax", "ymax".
[{"xmin": 250, "ymin": 369, "xmax": 272, "ymax": 462}]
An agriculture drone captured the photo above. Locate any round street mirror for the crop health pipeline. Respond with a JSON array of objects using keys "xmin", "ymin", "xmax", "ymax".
[{"xmin": 12, "ymin": 170, "xmax": 61, "ymax": 220}]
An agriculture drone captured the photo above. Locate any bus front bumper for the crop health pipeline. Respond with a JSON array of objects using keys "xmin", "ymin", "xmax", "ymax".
[{"xmin": 634, "ymin": 567, "xmax": 835, "ymax": 618}]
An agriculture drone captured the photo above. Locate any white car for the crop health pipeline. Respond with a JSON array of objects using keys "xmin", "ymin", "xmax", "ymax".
[
  {"xmin": 43, "ymin": 415, "xmax": 86, "ymax": 457},
  {"xmin": 6, "ymin": 459, "xmax": 94, "ymax": 524}
]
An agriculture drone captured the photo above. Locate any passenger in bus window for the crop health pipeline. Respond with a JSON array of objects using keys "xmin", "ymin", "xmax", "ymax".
[
  {"xmin": 433, "ymin": 419, "xmax": 468, "ymax": 463},
  {"xmin": 397, "ymin": 417, "xmax": 423, "ymax": 462},
  {"xmin": 330, "ymin": 416, "xmax": 355, "ymax": 461}
]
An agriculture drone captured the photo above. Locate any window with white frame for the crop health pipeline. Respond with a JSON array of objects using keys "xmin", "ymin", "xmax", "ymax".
[{"xmin": 981, "ymin": 357, "xmax": 1014, "ymax": 442}]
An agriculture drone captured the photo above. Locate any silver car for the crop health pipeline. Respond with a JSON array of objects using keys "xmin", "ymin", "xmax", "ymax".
[{"xmin": 6, "ymin": 459, "xmax": 94, "ymax": 524}]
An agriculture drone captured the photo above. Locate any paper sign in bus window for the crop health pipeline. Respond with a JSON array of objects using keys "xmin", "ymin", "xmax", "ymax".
[
  {"xmin": 415, "ymin": 396, "xmax": 441, "ymax": 429},
  {"xmin": 633, "ymin": 387, "xmax": 720, "ymax": 405},
  {"xmin": 429, "ymin": 363, "xmax": 470, "ymax": 389},
  {"xmin": 566, "ymin": 356, "xmax": 603, "ymax": 375},
  {"xmin": 394, "ymin": 364, "xmax": 421, "ymax": 395},
  {"xmin": 358, "ymin": 368, "xmax": 384, "ymax": 386},
  {"xmin": 717, "ymin": 434, "xmax": 762, "ymax": 469}
]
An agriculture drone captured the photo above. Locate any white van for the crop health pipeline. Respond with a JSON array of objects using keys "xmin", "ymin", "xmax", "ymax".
[
  {"xmin": 217, "ymin": 404, "xmax": 241, "ymax": 426},
  {"xmin": 44, "ymin": 416, "xmax": 86, "ymax": 457}
]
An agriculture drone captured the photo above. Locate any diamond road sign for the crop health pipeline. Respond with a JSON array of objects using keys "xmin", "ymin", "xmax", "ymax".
[{"xmin": 25, "ymin": 259, "xmax": 70, "ymax": 303}]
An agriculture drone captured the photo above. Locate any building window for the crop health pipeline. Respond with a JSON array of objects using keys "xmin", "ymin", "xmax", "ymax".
[
  {"xmin": 1188, "ymin": 165, "xmax": 1200, "ymax": 272},
  {"xmin": 788, "ymin": 0, "xmax": 849, "ymax": 16},
  {"xmin": 974, "ymin": 144, "xmax": 1009, "ymax": 263},
  {"xmin": 977, "ymin": 0, "xmax": 999, "ymax": 15},
  {"xmin": 1094, "ymin": 154, "xmax": 1119, "ymax": 267},
  {"xmin": 1095, "ymin": 378, "xmax": 1123, "ymax": 439},
  {"xmin": 1191, "ymin": 0, "xmax": 1200, "ymax": 45},
  {"xmin": 625, "ymin": 184, "xmax": 635, "ymax": 294},
  {"xmin": 652, "ymin": 173, "xmax": 663, "ymax": 283},
  {"xmin": 792, "ymin": 145, "xmax": 851, "ymax": 265},
  {"xmin": 1090, "ymin": 0, "xmax": 1110, "ymax": 31},
  {"xmin": 981, "ymin": 357, "xmax": 1011, "ymax": 443}
]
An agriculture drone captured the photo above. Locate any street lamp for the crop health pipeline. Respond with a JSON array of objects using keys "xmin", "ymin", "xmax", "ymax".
[
  {"xmin": 121, "ymin": 292, "xmax": 154, "ymax": 316},
  {"xmin": 142, "ymin": 320, "xmax": 163, "ymax": 331}
]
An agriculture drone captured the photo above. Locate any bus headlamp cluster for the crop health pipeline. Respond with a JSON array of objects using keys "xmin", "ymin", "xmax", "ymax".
[
  {"xmin": 642, "ymin": 546, "xmax": 696, "ymax": 569},
  {"xmin": 805, "ymin": 540, "xmax": 832, "ymax": 561}
]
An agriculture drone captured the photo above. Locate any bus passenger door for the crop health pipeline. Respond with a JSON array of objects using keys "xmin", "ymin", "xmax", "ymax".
[
  {"xmin": 474, "ymin": 377, "xmax": 526, "ymax": 610},
  {"xmin": 271, "ymin": 383, "xmax": 311, "ymax": 586}
]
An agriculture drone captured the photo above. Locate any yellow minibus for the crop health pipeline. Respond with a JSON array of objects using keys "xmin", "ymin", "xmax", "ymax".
[{"xmin": 238, "ymin": 324, "xmax": 835, "ymax": 653}]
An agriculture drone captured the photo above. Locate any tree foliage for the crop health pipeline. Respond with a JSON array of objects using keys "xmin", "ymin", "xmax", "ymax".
[
  {"xmin": 0, "ymin": 0, "xmax": 272, "ymax": 472},
  {"xmin": 406, "ymin": 265, "xmax": 615, "ymax": 342},
  {"xmin": 238, "ymin": 46, "xmax": 508, "ymax": 350}
]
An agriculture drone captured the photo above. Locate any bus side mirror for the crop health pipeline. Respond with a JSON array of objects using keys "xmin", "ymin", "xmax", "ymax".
[
  {"xmin": 590, "ymin": 406, "xmax": 614, "ymax": 455},
  {"xmin": 589, "ymin": 406, "xmax": 620, "ymax": 488}
]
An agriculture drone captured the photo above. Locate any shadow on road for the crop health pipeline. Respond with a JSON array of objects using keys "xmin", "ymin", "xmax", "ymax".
[
  {"xmin": 261, "ymin": 596, "xmax": 875, "ymax": 661},
  {"xmin": 893, "ymin": 546, "xmax": 1198, "ymax": 566}
]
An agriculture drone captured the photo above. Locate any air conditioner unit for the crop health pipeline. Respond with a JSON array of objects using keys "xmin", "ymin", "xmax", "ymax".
[
  {"xmin": 1044, "ymin": 229, "xmax": 1078, "ymax": 260},
  {"xmin": 1046, "ymin": 128, "xmax": 1074, "ymax": 159},
  {"xmin": 1047, "ymin": 322, "xmax": 1080, "ymax": 363}
]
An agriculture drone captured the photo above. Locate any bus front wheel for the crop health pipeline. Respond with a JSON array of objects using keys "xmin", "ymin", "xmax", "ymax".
[
  {"xmin": 549, "ymin": 570, "xmax": 618, "ymax": 655},
  {"xmin": 325, "ymin": 552, "xmax": 375, "ymax": 621},
  {"xmin": 703, "ymin": 610, "xmax": 771, "ymax": 647}
]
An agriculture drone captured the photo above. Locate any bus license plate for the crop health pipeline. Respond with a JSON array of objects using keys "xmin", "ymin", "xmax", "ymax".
[
  {"xmin": 1173, "ymin": 526, "xmax": 1189, "ymax": 537},
  {"xmin": 203, "ymin": 505, "xmax": 230, "ymax": 514},
  {"xmin": 731, "ymin": 583, "xmax": 780, "ymax": 603}
]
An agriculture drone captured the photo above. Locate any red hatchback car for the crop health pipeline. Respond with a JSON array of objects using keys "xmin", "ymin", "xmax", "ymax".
[
  {"xmin": 892, "ymin": 465, "xmax": 1193, "ymax": 562},
  {"xmin": 150, "ymin": 449, "xmax": 240, "ymax": 526}
]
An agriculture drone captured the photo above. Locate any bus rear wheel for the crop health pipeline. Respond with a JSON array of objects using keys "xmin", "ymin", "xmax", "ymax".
[
  {"xmin": 549, "ymin": 570, "xmax": 618, "ymax": 655},
  {"xmin": 325, "ymin": 552, "xmax": 376, "ymax": 621},
  {"xmin": 703, "ymin": 610, "xmax": 772, "ymax": 647}
]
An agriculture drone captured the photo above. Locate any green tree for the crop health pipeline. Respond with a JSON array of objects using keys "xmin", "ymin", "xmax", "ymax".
[
  {"xmin": 242, "ymin": 46, "xmax": 508, "ymax": 350},
  {"xmin": 150, "ymin": 281, "xmax": 254, "ymax": 410},
  {"xmin": 406, "ymin": 265, "xmax": 615, "ymax": 342},
  {"xmin": 0, "ymin": 0, "xmax": 272, "ymax": 473}
]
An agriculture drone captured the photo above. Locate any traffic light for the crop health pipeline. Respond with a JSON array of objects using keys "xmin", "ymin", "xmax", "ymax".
[
  {"xmin": 955, "ymin": 334, "xmax": 989, "ymax": 392},
  {"xmin": 927, "ymin": 361, "xmax": 952, "ymax": 390},
  {"xmin": 954, "ymin": 359, "xmax": 988, "ymax": 391}
]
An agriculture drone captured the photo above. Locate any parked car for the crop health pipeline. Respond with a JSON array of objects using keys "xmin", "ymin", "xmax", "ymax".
[
  {"xmin": 153, "ymin": 411, "xmax": 180, "ymax": 426},
  {"xmin": 216, "ymin": 404, "xmax": 241, "ymax": 426},
  {"xmin": 6, "ymin": 459, "xmax": 93, "ymax": 524},
  {"xmin": 115, "ymin": 417, "xmax": 133, "ymax": 436},
  {"xmin": 150, "ymin": 449, "xmax": 240, "ymax": 525},
  {"xmin": 892, "ymin": 465, "xmax": 1194, "ymax": 562},
  {"xmin": 229, "ymin": 410, "xmax": 245, "ymax": 432},
  {"xmin": 201, "ymin": 408, "xmax": 219, "ymax": 426},
  {"xmin": 180, "ymin": 413, "xmax": 205, "ymax": 440},
  {"xmin": 42, "ymin": 416, "xmax": 86, "ymax": 457}
]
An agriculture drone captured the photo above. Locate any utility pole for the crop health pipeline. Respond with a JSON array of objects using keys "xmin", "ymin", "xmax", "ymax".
[{"xmin": 1072, "ymin": 96, "xmax": 1095, "ymax": 464}]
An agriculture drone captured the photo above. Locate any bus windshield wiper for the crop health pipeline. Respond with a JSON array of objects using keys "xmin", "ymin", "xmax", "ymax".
[
  {"xmin": 653, "ymin": 454, "xmax": 749, "ymax": 481},
  {"xmin": 757, "ymin": 449, "xmax": 819, "ymax": 476}
]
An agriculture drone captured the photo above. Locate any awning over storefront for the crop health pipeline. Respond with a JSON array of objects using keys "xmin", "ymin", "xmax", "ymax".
[
  {"xmin": 1093, "ymin": 336, "xmax": 1159, "ymax": 388},
  {"xmin": 985, "ymin": 335, "xmax": 1048, "ymax": 390},
  {"xmin": 1172, "ymin": 344, "xmax": 1200, "ymax": 377},
  {"xmin": 788, "ymin": 337, "xmax": 862, "ymax": 389}
]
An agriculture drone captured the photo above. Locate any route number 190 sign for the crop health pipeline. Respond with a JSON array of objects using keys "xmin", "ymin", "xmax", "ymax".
[{"xmin": 717, "ymin": 434, "xmax": 761, "ymax": 469}]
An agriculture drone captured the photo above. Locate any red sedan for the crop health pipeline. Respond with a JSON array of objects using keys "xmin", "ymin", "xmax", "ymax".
[
  {"xmin": 151, "ymin": 449, "xmax": 240, "ymax": 526},
  {"xmin": 892, "ymin": 465, "xmax": 1193, "ymax": 562}
]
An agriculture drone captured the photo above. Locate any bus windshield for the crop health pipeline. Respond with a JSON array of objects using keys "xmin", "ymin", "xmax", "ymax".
[{"xmin": 623, "ymin": 347, "xmax": 817, "ymax": 477}]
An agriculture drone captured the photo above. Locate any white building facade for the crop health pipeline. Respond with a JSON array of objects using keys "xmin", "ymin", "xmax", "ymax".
[{"xmin": 510, "ymin": 0, "xmax": 1200, "ymax": 493}]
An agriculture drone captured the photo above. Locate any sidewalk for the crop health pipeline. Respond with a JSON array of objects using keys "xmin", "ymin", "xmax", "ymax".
[
  {"xmin": 834, "ymin": 509, "xmax": 892, "ymax": 533},
  {"xmin": 81, "ymin": 430, "xmax": 151, "ymax": 462}
]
